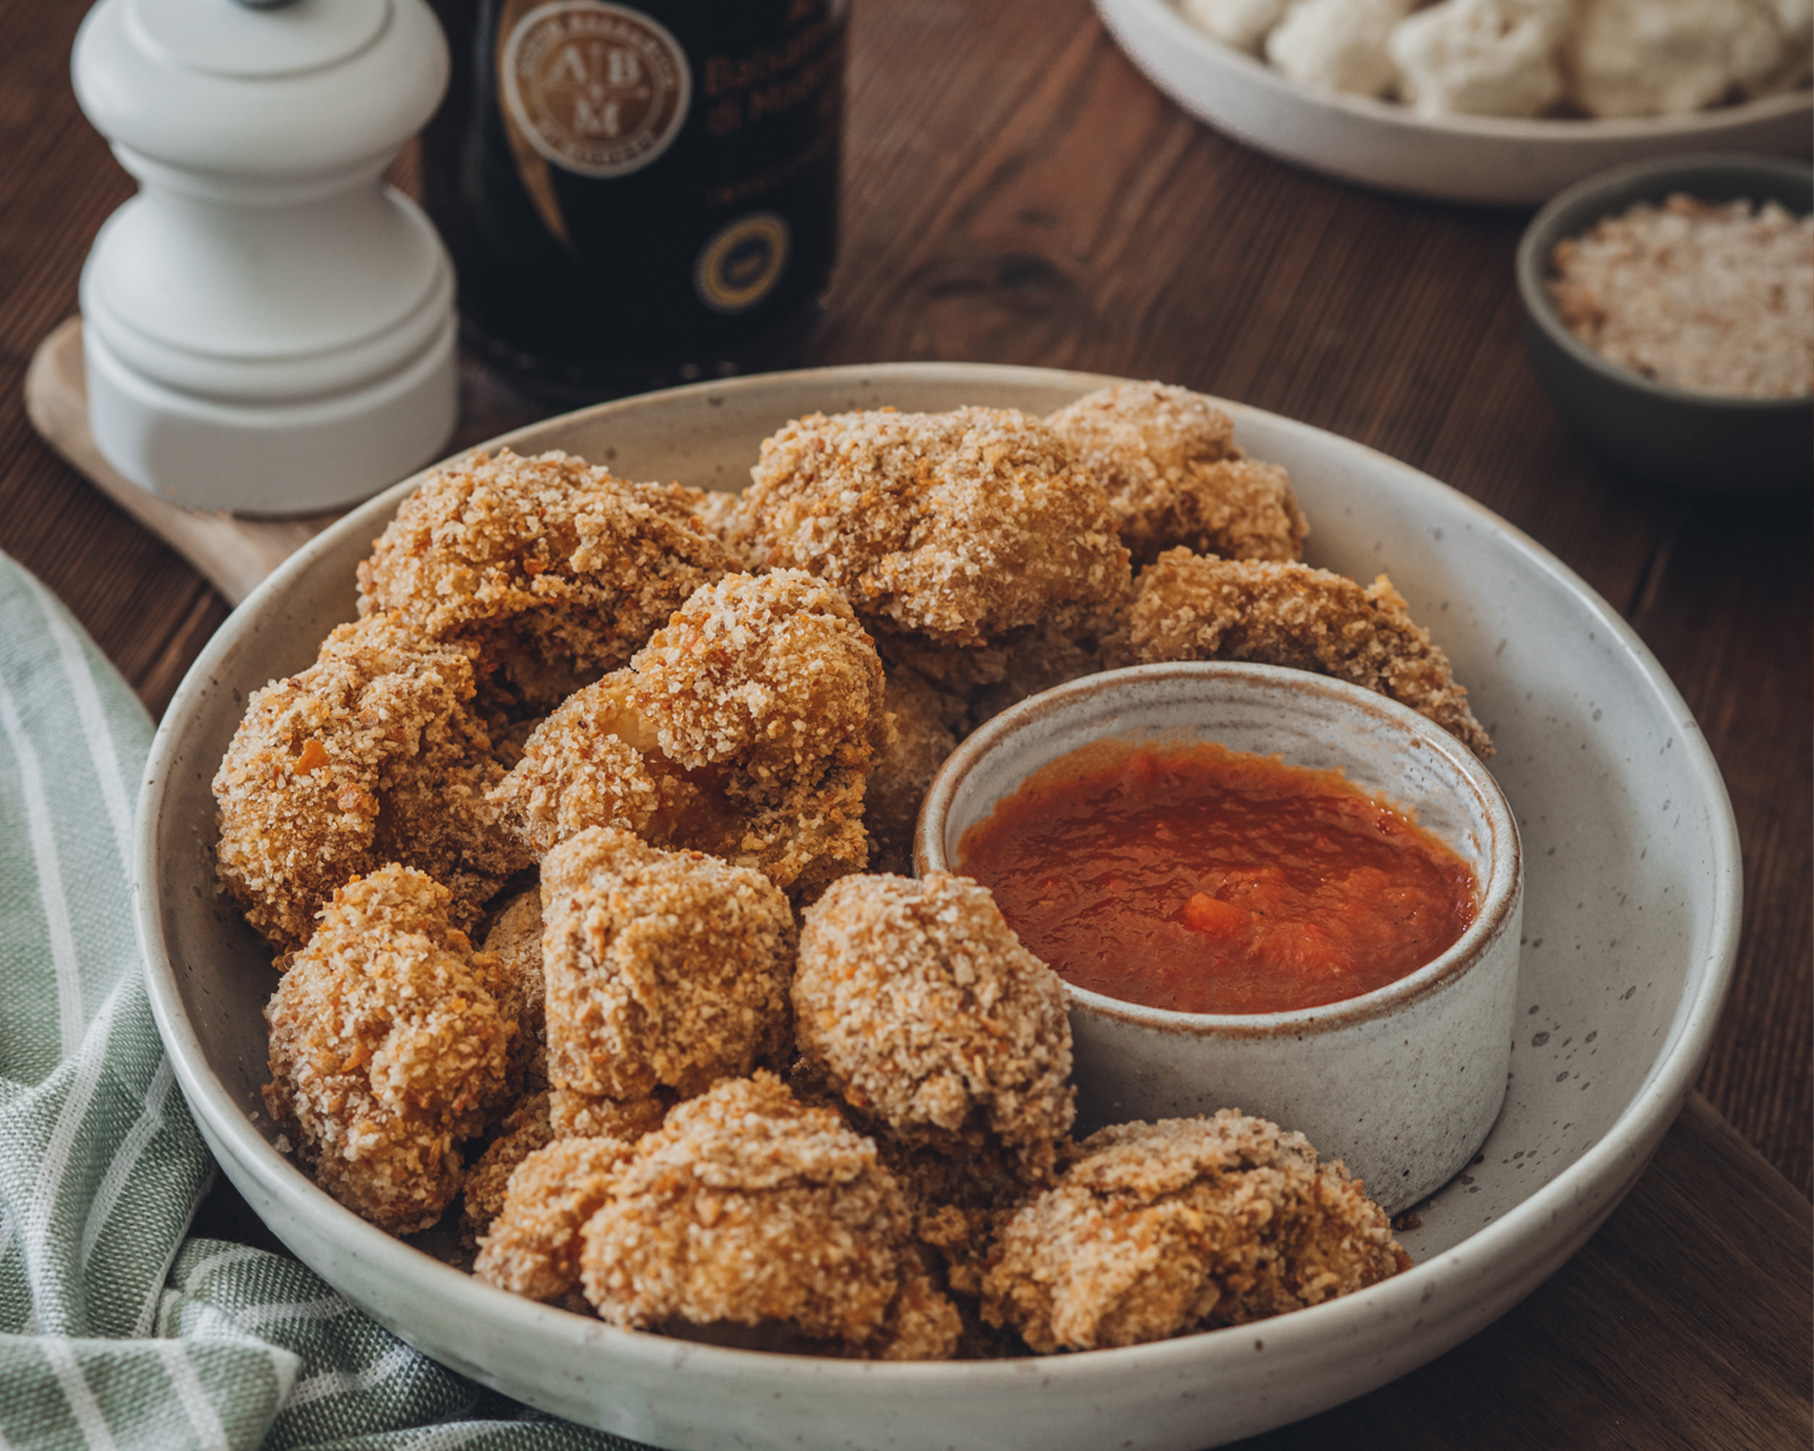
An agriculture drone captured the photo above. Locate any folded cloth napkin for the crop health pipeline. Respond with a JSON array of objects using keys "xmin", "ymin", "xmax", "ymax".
[{"xmin": 0, "ymin": 555, "xmax": 643, "ymax": 1451}]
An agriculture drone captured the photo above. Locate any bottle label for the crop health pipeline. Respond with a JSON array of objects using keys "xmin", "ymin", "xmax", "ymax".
[
  {"xmin": 500, "ymin": 1, "xmax": 692, "ymax": 179},
  {"xmin": 694, "ymin": 211, "xmax": 792, "ymax": 314}
]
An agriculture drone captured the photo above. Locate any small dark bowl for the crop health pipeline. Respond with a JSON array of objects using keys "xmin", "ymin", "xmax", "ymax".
[{"xmin": 1516, "ymin": 153, "xmax": 1812, "ymax": 495}]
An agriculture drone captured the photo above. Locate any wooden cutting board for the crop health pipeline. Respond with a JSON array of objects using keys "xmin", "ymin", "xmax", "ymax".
[{"xmin": 23, "ymin": 317, "xmax": 342, "ymax": 606}]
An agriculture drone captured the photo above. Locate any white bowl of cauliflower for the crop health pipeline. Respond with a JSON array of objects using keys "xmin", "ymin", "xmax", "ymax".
[{"xmin": 1098, "ymin": 0, "xmax": 1812, "ymax": 204}]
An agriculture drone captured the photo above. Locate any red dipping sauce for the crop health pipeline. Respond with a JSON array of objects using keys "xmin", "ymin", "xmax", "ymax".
[{"xmin": 956, "ymin": 740, "xmax": 1479, "ymax": 1016}]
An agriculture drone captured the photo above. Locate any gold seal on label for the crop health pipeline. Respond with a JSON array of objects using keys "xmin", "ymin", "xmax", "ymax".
[
  {"xmin": 694, "ymin": 212, "xmax": 792, "ymax": 314},
  {"xmin": 501, "ymin": 1, "xmax": 691, "ymax": 179}
]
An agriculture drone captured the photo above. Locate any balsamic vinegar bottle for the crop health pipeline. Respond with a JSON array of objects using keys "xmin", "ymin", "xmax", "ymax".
[{"xmin": 423, "ymin": 0, "xmax": 847, "ymax": 398}]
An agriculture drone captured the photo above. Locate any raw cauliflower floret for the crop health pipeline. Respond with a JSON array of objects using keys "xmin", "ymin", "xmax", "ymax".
[
  {"xmin": 1266, "ymin": 0, "xmax": 1416, "ymax": 97},
  {"xmin": 1388, "ymin": 0, "xmax": 1570, "ymax": 116},
  {"xmin": 1564, "ymin": 0, "xmax": 1784, "ymax": 116},
  {"xmin": 1740, "ymin": 0, "xmax": 1814, "ymax": 94},
  {"xmin": 1179, "ymin": 0, "xmax": 1290, "ymax": 52}
]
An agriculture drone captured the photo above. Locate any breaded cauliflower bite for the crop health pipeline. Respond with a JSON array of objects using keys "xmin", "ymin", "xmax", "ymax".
[
  {"xmin": 1046, "ymin": 382, "xmax": 1309, "ymax": 568},
  {"xmin": 214, "ymin": 612, "xmax": 531, "ymax": 949},
  {"xmin": 965, "ymin": 612, "xmax": 1127, "ymax": 728},
  {"xmin": 548, "ymin": 1087, "xmax": 673, "ymax": 1141},
  {"xmin": 578, "ymin": 1073, "xmax": 962, "ymax": 1359},
  {"xmin": 629, "ymin": 570, "xmax": 888, "ymax": 792},
  {"xmin": 477, "ymin": 889, "xmax": 548, "ymax": 1098},
  {"xmin": 489, "ymin": 676, "xmax": 700, "ymax": 856},
  {"xmin": 982, "ymin": 1111, "xmax": 1410, "ymax": 1352},
  {"xmin": 793, "ymin": 873, "xmax": 1074, "ymax": 1180},
  {"xmin": 863, "ymin": 664, "xmax": 965, "ymax": 876},
  {"xmin": 263, "ymin": 866, "xmax": 513, "ymax": 1233},
  {"xmin": 541, "ymin": 827, "xmax": 796, "ymax": 1103},
  {"xmin": 736, "ymin": 407, "xmax": 1130, "ymax": 650},
  {"xmin": 1120, "ymin": 550, "xmax": 1493, "ymax": 757},
  {"xmin": 475, "ymin": 1135, "xmax": 636, "ymax": 1302},
  {"xmin": 356, "ymin": 449, "xmax": 734, "ymax": 711},
  {"xmin": 492, "ymin": 571, "xmax": 885, "ymax": 897},
  {"xmin": 683, "ymin": 486, "xmax": 767, "ymax": 569},
  {"xmin": 462, "ymin": 1089, "xmax": 554, "ymax": 1242}
]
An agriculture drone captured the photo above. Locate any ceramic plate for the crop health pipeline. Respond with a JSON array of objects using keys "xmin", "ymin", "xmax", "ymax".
[
  {"xmin": 1097, "ymin": 0, "xmax": 1813, "ymax": 206},
  {"xmin": 137, "ymin": 362, "xmax": 1741, "ymax": 1450}
]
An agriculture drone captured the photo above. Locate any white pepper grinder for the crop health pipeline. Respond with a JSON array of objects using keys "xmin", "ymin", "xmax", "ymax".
[{"xmin": 72, "ymin": 0, "xmax": 457, "ymax": 515}]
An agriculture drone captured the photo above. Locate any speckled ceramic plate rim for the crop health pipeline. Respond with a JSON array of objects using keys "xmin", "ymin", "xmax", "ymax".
[{"xmin": 135, "ymin": 361, "xmax": 1743, "ymax": 1437}]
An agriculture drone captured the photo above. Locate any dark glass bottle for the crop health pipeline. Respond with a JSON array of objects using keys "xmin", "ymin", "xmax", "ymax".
[{"xmin": 423, "ymin": 0, "xmax": 846, "ymax": 398}]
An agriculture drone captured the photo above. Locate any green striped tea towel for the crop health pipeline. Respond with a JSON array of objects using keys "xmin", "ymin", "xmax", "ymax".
[{"xmin": 0, "ymin": 554, "xmax": 643, "ymax": 1451}]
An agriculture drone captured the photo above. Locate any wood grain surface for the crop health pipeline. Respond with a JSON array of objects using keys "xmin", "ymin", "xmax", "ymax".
[
  {"xmin": 23, "ymin": 320, "xmax": 341, "ymax": 605},
  {"xmin": 1, "ymin": 0, "xmax": 1809, "ymax": 1443}
]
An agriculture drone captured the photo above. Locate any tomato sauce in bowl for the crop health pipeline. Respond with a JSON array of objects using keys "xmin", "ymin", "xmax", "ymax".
[{"xmin": 956, "ymin": 739, "xmax": 1479, "ymax": 1016}]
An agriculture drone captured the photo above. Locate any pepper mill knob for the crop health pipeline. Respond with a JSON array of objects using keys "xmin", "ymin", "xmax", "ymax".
[{"xmin": 72, "ymin": 0, "xmax": 456, "ymax": 514}]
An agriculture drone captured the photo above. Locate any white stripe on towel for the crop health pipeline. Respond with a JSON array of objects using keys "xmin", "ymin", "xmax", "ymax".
[
  {"xmin": 23, "ymin": 992, "xmax": 118, "ymax": 1326},
  {"xmin": 23, "ymin": 573, "xmax": 136, "ymax": 874},
  {"xmin": 285, "ymin": 1342, "xmax": 420, "ymax": 1409},
  {"xmin": 40, "ymin": 1338, "xmax": 121, "ymax": 1451},
  {"xmin": 0, "ymin": 673, "xmax": 84, "ymax": 1056},
  {"xmin": 77, "ymin": 1058, "xmax": 175, "ymax": 1273},
  {"xmin": 231, "ymin": 1293, "xmax": 355, "ymax": 1331},
  {"xmin": 155, "ymin": 1339, "xmax": 232, "ymax": 1451}
]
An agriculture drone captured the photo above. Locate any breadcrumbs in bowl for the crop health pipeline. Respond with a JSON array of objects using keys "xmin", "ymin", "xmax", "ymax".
[
  {"xmin": 1548, "ymin": 194, "xmax": 1813, "ymax": 400},
  {"xmin": 1516, "ymin": 152, "xmax": 1814, "ymax": 494}
]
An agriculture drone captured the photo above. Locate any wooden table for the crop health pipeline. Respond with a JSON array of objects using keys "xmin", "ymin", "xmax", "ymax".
[{"xmin": 2, "ymin": 0, "xmax": 1808, "ymax": 1444}]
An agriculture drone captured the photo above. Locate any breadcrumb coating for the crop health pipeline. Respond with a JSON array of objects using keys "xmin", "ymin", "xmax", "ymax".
[
  {"xmin": 215, "ymin": 612, "xmax": 530, "ymax": 949},
  {"xmin": 478, "ymin": 890, "xmax": 548, "ymax": 1099},
  {"xmin": 1120, "ymin": 550, "xmax": 1493, "ymax": 757},
  {"xmin": 578, "ymin": 1072, "xmax": 961, "ymax": 1359},
  {"xmin": 865, "ymin": 1125, "xmax": 1035, "ymax": 1314},
  {"xmin": 549, "ymin": 1088, "xmax": 674, "ymax": 1141},
  {"xmin": 793, "ymin": 873, "xmax": 1074, "ymax": 1178},
  {"xmin": 356, "ymin": 449, "xmax": 734, "ymax": 710},
  {"xmin": 710, "ymin": 767, "xmax": 871, "ymax": 904},
  {"xmin": 541, "ymin": 828, "xmax": 797, "ymax": 1102},
  {"xmin": 982, "ymin": 1111, "xmax": 1410, "ymax": 1352},
  {"xmin": 874, "ymin": 607, "xmax": 1123, "ymax": 726},
  {"xmin": 263, "ymin": 866, "xmax": 512, "ymax": 1233},
  {"xmin": 489, "ymin": 676, "xmax": 702, "ymax": 857},
  {"xmin": 738, "ymin": 408, "xmax": 1130, "ymax": 647},
  {"xmin": 966, "ymin": 612, "xmax": 1125, "ymax": 728},
  {"xmin": 495, "ymin": 678, "xmax": 873, "ymax": 900},
  {"xmin": 685, "ymin": 487, "xmax": 767, "ymax": 570},
  {"xmin": 462, "ymin": 1089, "xmax": 554, "ymax": 1242},
  {"xmin": 628, "ymin": 571, "xmax": 888, "ymax": 796},
  {"xmin": 865, "ymin": 665, "xmax": 963, "ymax": 876},
  {"xmin": 1047, "ymin": 383, "xmax": 1309, "ymax": 568},
  {"xmin": 492, "ymin": 573, "xmax": 883, "ymax": 898},
  {"xmin": 475, "ymin": 1136, "xmax": 636, "ymax": 1302}
]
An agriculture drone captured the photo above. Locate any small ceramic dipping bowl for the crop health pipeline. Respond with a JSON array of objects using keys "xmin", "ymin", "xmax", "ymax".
[
  {"xmin": 1516, "ymin": 152, "xmax": 1813, "ymax": 495},
  {"xmin": 915, "ymin": 662, "xmax": 1522, "ymax": 1214}
]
